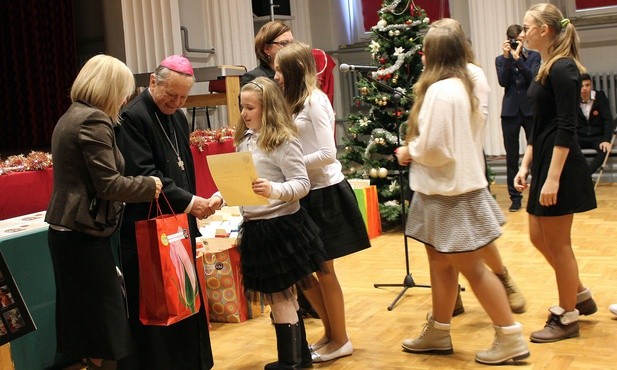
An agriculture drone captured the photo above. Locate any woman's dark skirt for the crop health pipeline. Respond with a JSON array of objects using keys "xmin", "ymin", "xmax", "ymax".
[
  {"xmin": 238, "ymin": 208, "xmax": 328, "ymax": 303},
  {"xmin": 48, "ymin": 228, "xmax": 134, "ymax": 360},
  {"xmin": 301, "ymin": 179, "xmax": 371, "ymax": 260}
]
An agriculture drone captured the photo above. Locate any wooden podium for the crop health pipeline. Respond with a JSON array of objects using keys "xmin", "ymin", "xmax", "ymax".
[{"xmin": 134, "ymin": 65, "xmax": 245, "ymax": 128}]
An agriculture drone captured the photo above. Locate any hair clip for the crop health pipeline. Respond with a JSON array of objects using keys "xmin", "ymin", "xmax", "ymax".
[{"xmin": 560, "ymin": 18, "xmax": 570, "ymax": 28}]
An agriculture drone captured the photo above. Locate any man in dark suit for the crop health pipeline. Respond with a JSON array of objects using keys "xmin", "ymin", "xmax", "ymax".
[
  {"xmin": 495, "ymin": 24, "xmax": 541, "ymax": 212},
  {"xmin": 577, "ymin": 73, "xmax": 614, "ymax": 174},
  {"xmin": 116, "ymin": 55, "xmax": 215, "ymax": 370}
]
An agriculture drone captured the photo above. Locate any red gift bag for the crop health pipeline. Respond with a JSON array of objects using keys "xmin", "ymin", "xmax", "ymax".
[{"xmin": 135, "ymin": 196, "xmax": 201, "ymax": 326}]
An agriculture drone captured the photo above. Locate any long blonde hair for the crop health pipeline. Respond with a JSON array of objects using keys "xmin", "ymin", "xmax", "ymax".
[
  {"xmin": 234, "ymin": 77, "xmax": 297, "ymax": 152},
  {"xmin": 526, "ymin": 3, "xmax": 586, "ymax": 83},
  {"xmin": 405, "ymin": 27, "xmax": 478, "ymax": 141},
  {"xmin": 275, "ymin": 41, "xmax": 318, "ymax": 115},
  {"xmin": 70, "ymin": 54, "xmax": 135, "ymax": 123}
]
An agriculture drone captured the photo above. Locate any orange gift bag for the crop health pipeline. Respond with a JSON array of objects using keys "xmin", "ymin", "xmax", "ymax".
[
  {"xmin": 352, "ymin": 184, "xmax": 382, "ymax": 239},
  {"xmin": 135, "ymin": 195, "xmax": 201, "ymax": 326}
]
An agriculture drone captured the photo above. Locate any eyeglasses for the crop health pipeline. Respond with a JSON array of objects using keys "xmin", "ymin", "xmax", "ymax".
[{"xmin": 268, "ymin": 40, "xmax": 292, "ymax": 47}]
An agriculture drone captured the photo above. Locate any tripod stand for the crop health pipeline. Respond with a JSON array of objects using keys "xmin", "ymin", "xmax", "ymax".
[{"xmin": 366, "ymin": 79, "xmax": 430, "ymax": 311}]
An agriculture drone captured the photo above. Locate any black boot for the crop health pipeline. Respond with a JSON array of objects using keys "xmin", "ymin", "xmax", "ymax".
[
  {"xmin": 297, "ymin": 311, "xmax": 313, "ymax": 368},
  {"xmin": 265, "ymin": 323, "xmax": 302, "ymax": 369}
]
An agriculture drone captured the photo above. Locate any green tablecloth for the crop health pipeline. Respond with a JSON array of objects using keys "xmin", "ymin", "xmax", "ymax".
[{"xmin": 0, "ymin": 212, "xmax": 72, "ymax": 369}]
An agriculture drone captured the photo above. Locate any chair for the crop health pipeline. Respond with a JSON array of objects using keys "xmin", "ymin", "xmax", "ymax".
[{"xmin": 594, "ymin": 127, "xmax": 617, "ymax": 189}]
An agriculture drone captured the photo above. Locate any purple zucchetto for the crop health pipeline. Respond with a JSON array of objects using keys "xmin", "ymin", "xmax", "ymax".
[{"xmin": 159, "ymin": 55, "xmax": 194, "ymax": 76}]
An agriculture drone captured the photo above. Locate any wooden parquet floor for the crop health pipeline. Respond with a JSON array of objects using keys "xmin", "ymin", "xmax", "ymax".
[{"xmin": 208, "ymin": 184, "xmax": 617, "ymax": 370}]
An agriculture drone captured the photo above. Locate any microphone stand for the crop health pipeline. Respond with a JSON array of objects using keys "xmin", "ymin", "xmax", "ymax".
[{"xmin": 365, "ymin": 74, "xmax": 431, "ymax": 311}]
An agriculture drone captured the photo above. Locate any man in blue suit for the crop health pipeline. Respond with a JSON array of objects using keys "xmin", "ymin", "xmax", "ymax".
[
  {"xmin": 577, "ymin": 73, "xmax": 614, "ymax": 174},
  {"xmin": 495, "ymin": 24, "xmax": 541, "ymax": 211}
]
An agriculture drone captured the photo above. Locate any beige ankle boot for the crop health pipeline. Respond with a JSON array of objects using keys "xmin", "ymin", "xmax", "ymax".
[
  {"xmin": 401, "ymin": 314, "xmax": 453, "ymax": 355},
  {"xmin": 530, "ymin": 306, "xmax": 579, "ymax": 343},
  {"xmin": 495, "ymin": 267, "xmax": 526, "ymax": 314},
  {"xmin": 576, "ymin": 287, "xmax": 597, "ymax": 316},
  {"xmin": 475, "ymin": 322, "xmax": 530, "ymax": 365}
]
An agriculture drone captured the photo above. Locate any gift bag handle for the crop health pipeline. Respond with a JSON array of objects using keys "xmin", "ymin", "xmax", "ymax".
[{"xmin": 147, "ymin": 191, "xmax": 179, "ymax": 219}]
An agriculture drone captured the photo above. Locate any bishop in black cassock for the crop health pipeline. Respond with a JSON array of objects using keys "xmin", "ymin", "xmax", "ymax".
[{"xmin": 116, "ymin": 57, "xmax": 213, "ymax": 370}]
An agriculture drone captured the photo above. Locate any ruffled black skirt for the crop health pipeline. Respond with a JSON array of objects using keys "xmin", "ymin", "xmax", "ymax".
[{"xmin": 238, "ymin": 208, "xmax": 327, "ymax": 301}]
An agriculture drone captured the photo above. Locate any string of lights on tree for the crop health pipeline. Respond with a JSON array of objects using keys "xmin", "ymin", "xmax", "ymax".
[{"xmin": 340, "ymin": 0, "xmax": 429, "ymax": 229}]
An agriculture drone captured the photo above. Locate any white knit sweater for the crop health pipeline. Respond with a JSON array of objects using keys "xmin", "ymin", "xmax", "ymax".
[{"xmin": 408, "ymin": 77, "xmax": 487, "ymax": 196}]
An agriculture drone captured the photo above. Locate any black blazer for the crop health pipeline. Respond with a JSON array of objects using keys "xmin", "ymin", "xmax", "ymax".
[
  {"xmin": 495, "ymin": 50, "xmax": 541, "ymax": 118},
  {"xmin": 45, "ymin": 102, "xmax": 156, "ymax": 237},
  {"xmin": 577, "ymin": 90, "xmax": 614, "ymax": 142}
]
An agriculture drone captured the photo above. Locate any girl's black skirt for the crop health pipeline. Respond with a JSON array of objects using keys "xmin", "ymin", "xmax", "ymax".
[
  {"xmin": 301, "ymin": 179, "xmax": 371, "ymax": 260},
  {"xmin": 238, "ymin": 208, "xmax": 327, "ymax": 302}
]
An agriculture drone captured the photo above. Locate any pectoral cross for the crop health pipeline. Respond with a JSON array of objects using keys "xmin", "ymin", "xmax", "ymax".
[{"xmin": 177, "ymin": 157, "xmax": 185, "ymax": 171}]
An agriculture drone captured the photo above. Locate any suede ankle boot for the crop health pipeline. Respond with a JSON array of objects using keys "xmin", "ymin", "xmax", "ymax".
[
  {"xmin": 401, "ymin": 314, "xmax": 453, "ymax": 355},
  {"xmin": 495, "ymin": 267, "xmax": 526, "ymax": 314},
  {"xmin": 296, "ymin": 311, "xmax": 312, "ymax": 368},
  {"xmin": 530, "ymin": 306, "xmax": 580, "ymax": 343},
  {"xmin": 475, "ymin": 322, "xmax": 530, "ymax": 365},
  {"xmin": 265, "ymin": 323, "xmax": 302, "ymax": 369},
  {"xmin": 576, "ymin": 287, "xmax": 597, "ymax": 316}
]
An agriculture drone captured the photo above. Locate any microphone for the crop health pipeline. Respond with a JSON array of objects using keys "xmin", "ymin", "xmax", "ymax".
[{"xmin": 339, "ymin": 63, "xmax": 379, "ymax": 73}]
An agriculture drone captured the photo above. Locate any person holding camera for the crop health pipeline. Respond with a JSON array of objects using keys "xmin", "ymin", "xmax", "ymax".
[{"xmin": 495, "ymin": 24, "xmax": 541, "ymax": 212}]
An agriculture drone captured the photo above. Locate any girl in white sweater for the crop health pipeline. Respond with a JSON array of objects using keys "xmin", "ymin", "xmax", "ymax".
[{"xmin": 395, "ymin": 26, "xmax": 529, "ymax": 366}]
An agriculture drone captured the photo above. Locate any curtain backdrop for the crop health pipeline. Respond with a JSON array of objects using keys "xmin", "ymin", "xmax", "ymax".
[
  {"xmin": 121, "ymin": 0, "xmax": 183, "ymax": 74},
  {"xmin": 0, "ymin": 0, "xmax": 76, "ymax": 153}
]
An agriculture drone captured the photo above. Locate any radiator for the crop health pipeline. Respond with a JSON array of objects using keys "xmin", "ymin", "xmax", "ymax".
[{"xmin": 590, "ymin": 72, "xmax": 617, "ymax": 119}]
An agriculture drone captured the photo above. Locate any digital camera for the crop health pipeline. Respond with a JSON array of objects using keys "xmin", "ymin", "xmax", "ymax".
[{"xmin": 509, "ymin": 38, "xmax": 519, "ymax": 50}]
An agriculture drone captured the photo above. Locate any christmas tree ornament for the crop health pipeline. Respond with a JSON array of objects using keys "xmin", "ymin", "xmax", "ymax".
[{"xmin": 339, "ymin": 0, "xmax": 429, "ymax": 228}]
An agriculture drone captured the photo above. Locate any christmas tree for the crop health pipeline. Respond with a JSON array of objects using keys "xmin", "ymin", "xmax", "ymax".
[{"xmin": 340, "ymin": 0, "xmax": 430, "ymax": 229}]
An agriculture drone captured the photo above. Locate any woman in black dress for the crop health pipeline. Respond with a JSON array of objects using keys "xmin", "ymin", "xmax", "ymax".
[{"xmin": 514, "ymin": 3, "xmax": 597, "ymax": 343}]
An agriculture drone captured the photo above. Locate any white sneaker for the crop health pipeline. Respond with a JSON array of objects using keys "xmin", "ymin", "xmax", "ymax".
[{"xmin": 610, "ymin": 304, "xmax": 617, "ymax": 316}]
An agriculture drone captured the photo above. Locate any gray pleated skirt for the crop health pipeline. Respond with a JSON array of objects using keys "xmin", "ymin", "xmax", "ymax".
[{"xmin": 405, "ymin": 187, "xmax": 505, "ymax": 253}]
